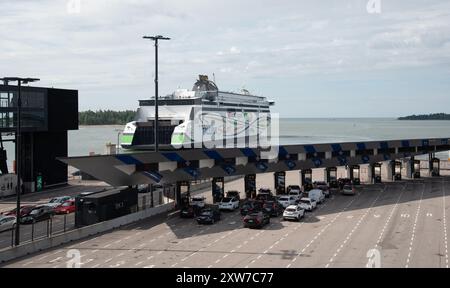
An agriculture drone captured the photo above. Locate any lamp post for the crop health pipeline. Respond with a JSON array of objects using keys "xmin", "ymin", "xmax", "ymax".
[
  {"xmin": 0, "ymin": 77, "xmax": 40, "ymax": 246},
  {"xmin": 114, "ymin": 128, "xmax": 122, "ymax": 154},
  {"xmin": 142, "ymin": 35, "xmax": 170, "ymax": 152}
]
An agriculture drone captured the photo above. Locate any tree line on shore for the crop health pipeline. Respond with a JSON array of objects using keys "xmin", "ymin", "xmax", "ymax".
[
  {"xmin": 398, "ymin": 113, "xmax": 450, "ymax": 120},
  {"xmin": 79, "ymin": 110, "xmax": 136, "ymax": 125}
]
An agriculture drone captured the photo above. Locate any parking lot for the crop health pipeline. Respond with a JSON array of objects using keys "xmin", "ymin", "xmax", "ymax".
[{"xmin": 2, "ymin": 172, "xmax": 449, "ymax": 268}]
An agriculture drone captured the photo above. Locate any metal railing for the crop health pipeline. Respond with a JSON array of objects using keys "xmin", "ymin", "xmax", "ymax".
[{"xmin": 0, "ymin": 213, "xmax": 75, "ymax": 249}]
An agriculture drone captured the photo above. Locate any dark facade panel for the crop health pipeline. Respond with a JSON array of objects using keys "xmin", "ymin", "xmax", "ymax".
[{"xmin": 47, "ymin": 88, "xmax": 78, "ymax": 131}]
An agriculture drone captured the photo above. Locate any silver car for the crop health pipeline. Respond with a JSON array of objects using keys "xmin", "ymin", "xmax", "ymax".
[{"xmin": 0, "ymin": 216, "xmax": 16, "ymax": 232}]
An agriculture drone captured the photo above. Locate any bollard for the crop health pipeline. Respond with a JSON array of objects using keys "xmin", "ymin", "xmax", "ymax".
[{"xmin": 31, "ymin": 222, "xmax": 35, "ymax": 241}]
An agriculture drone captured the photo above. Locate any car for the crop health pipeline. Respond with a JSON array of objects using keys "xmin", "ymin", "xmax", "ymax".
[
  {"xmin": 45, "ymin": 196, "xmax": 72, "ymax": 209},
  {"xmin": 243, "ymin": 211, "xmax": 270, "ymax": 229},
  {"xmin": 277, "ymin": 195, "xmax": 297, "ymax": 208},
  {"xmin": 196, "ymin": 207, "xmax": 221, "ymax": 224},
  {"xmin": 240, "ymin": 200, "xmax": 262, "ymax": 216},
  {"xmin": 226, "ymin": 190, "xmax": 241, "ymax": 201},
  {"xmin": 54, "ymin": 200, "xmax": 75, "ymax": 214},
  {"xmin": 287, "ymin": 189, "xmax": 302, "ymax": 202},
  {"xmin": 1, "ymin": 205, "xmax": 35, "ymax": 217},
  {"xmin": 314, "ymin": 181, "xmax": 331, "ymax": 198},
  {"xmin": 0, "ymin": 216, "xmax": 16, "ymax": 232},
  {"xmin": 287, "ymin": 185, "xmax": 301, "ymax": 193},
  {"xmin": 219, "ymin": 197, "xmax": 240, "ymax": 211},
  {"xmin": 262, "ymin": 200, "xmax": 284, "ymax": 217},
  {"xmin": 283, "ymin": 205, "xmax": 305, "ymax": 221},
  {"xmin": 338, "ymin": 178, "xmax": 352, "ymax": 190},
  {"xmin": 298, "ymin": 197, "xmax": 317, "ymax": 211},
  {"xmin": 308, "ymin": 189, "xmax": 325, "ymax": 204},
  {"xmin": 20, "ymin": 205, "xmax": 55, "ymax": 224},
  {"xmin": 191, "ymin": 196, "xmax": 206, "ymax": 208},
  {"xmin": 255, "ymin": 193, "xmax": 275, "ymax": 203},
  {"xmin": 258, "ymin": 187, "xmax": 273, "ymax": 195},
  {"xmin": 342, "ymin": 185, "xmax": 356, "ymax": 196}
]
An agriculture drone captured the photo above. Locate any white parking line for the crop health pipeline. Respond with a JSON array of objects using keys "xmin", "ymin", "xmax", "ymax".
[
  {"xmin": 287, "ymin": 193, "xmax": 361, "ymax": 268},
  {"xmin": 405, "ymin": 183, "xmax": 424, "ymax": 268}
]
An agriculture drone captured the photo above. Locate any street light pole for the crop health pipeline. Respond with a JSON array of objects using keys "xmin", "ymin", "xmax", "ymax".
[
  {"xmin": 143, "ymin": 35, "xmax": 170, "ymax": 152},
  {"xmin": 15, "ymin": 80, "xmax": 22, "ymax": 246},
  {"xmin": 1, "ymin": 77, "xmax": 40, "ymax": 246}
]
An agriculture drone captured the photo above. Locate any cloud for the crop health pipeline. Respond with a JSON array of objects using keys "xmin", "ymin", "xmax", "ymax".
[{"xmin": 0, "ymin": 0, "xmax": 449, "ymax": 115}]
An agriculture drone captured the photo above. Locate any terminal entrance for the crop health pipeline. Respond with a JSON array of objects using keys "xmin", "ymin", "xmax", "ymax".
[
  {"xmin": 430, "ymin": 158, "xmax": 440, "ymax": 176},
  {"xmin": 176, "ymin": 180, "xmax": 190, "ymax": 209},
  {"xmin": 244, "ymin": 174, "xmax": 256, "ymax": 199},
  {"xmin": 326, "ymin": 167, "xmax": 338, "ymax": 188},
  {"xmin": 300, "ymin": 169, "xmax": 313, "ymax": 192},
  {"xmin": 349, "ymin": 165, "xmax": 360, "ymax": 185},
  {"xmin": 274, "ymin": 171, "xmax": 286, "ymax": 195},
  {"xmin": 373, "ymin": 163, "xmax": 382, "ymax": 183},
  {"xmin": 212, "ymin": 177, "xmax": 224, "ymax": 203}
]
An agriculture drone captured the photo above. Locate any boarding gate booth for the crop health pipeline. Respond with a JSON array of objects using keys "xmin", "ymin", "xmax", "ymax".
[
  {"xmin": 300, "ymin": 169, "xmax": 313, "ymax": 192},
  {"xmin": 176, "ymin": 180, "xmax": 191, "ymax": 209},
  {"xmin": 394, "ymin": 161, "xmax": 402, "ymax": 180},
  {"xmin": 349, "ymin": 165, "xmax": 361, "ymax": 185},
  {"xmin": 430, "ymin": 158, "xmax": 440, "ymax": 176},
  {"xmin": 325, "ymin": 167, "xmax": 338, "ymax": 188},
  {"xmin": 372, "ymin": 163, "xmax": 382, "ymax": 183},
  {"xmin": 244, "ymin": 174, "xmax": 256, "ymax": 199},
  {"xmin": 414, "ymin": 160, "xmax": 421, "ymax": 178},
  {"xmin": 212, "ymin": 177, "xmax": 224, "ymax": 203},
  {"xmin": 274, "ymin": 171, "xmax": 286, "ymax": 195}
]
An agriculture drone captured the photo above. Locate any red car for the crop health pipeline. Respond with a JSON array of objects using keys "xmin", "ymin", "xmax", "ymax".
[
  {"xmin": 54, "ymin": 200, "xmax": 75, "ymax": 214},
  {"xmin": 1, "ymin": 205, "xmax": 35, "ymax": 217}
]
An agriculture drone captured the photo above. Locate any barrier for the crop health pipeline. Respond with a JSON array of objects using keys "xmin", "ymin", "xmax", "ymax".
[{"xmin": 0, "ymin": 202, "xmax": 174, "ymax": 264}]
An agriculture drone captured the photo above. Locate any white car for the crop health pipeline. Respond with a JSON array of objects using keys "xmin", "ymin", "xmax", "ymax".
[
  {"xmin": 287, "ymin": 185, "xmax": 302, "ymax": 201},
  {"xmin": 283, "ymin": 205, "xmax": 305, "ymax": 221},
  {"xmin": 298, "ymin": 197, "xmax": 317, "ymax": 211},
  {"xmin": 308, "ymin": 189, "xmax": 325, "ymax": 204},
  {"xmin": 219, "ymin": 197, "xmax": 240, "ymax": 211},
  {"xmin": 191, "ymin": 196, "xmax": 206, "ymax": 208},
  {"xmin": 45, "ymin": 196, "xmax": 72, "ymax": 209},
  {"xmin": 278, "ymin": 196, "xmax": 297, "ymax": 208},
  {"xmin": 0, "ymin": 215, "xmax": 16, "ymax": 232}
]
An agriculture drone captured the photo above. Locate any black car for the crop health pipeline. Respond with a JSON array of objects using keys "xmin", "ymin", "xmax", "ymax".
[
  {"xmin": 243, "ymin": 211, "xmax": 270, "ymax": 229},
  {"xmin": 240, "ymin": 201, "xmax": 262, "ymax": 216},
  {"xmin": 20, "ymin": 205, "xmax": 54, "ymax": 224},
  {"xmin": 196, "ymin": 207, "xmax": 221, "ymax": 224},
  {"xmin": 262, "ymin": 200, "xmax": 283, "ymax": 217}
]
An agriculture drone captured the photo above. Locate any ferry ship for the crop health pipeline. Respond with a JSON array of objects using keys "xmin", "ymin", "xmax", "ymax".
[{"xmin": 120, "ymin": 75, "xmax": 274, "ymax": 150}]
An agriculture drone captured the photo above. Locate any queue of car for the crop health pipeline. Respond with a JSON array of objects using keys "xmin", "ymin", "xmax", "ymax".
[
  {"xmin": 178, "ymin": 179, "xmax": 358, "ymax": 229},
  {"xmin": 0, "ymin": 195, "xmax": 76, "ymax": 227}
]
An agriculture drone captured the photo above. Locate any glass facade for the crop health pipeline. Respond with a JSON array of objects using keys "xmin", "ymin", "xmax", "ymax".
[{"xmin": 0, "ymin": 87, "xmax": 47, "ymax": 131}]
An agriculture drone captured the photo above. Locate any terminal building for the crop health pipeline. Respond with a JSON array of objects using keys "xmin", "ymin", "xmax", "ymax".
[{"xmin": 0, "ymin": 83, "xmax": 78, "ymax": 195}]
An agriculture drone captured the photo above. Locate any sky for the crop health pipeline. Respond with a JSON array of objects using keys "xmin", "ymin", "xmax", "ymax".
[{"xmin": 1, "ymin": 0, "xmax": 450, "ymax": 117}]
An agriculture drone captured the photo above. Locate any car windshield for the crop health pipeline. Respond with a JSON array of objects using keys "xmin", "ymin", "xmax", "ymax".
[
  {"xmin": 200, "ymin": 210, "xmax": 212, "ymax": 216},
  {"xmin": 192, "ymin": 198, "xmax": 203, "ymax": 202},
  {"xmin": 285, "ymin": 208, "xmax": 296, "ymax": 212},
  {"xmin": 221, "ymin": 198, "xmax": 232, "ymax": 203},
  {"xmin": 49, "ymin": 198, "xmax": 60, "ymax": 203},
  {"xmin": 279, "ymin": 197, "xmax": 289, "ymax": 201},
  {"xmin": 300, "ymin": 200, "xmax": 310, "ymax": 204},
  {"xmin": 288, "ymin": 191, "xmax": 299, "ymax": 195},
  {"xmin": 30, "ymin": 209, "xmax": 40, "ymax": 215},
  {"xmin": 344, "ymin": 185, "xmax": 352, "ymax": 190},
  {"xmin": 62, "ymin": 202, "xmax": 72, "ymax": 207}
]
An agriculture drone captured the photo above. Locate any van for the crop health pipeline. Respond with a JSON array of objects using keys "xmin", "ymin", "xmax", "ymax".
[{"xmin": 308, "ymin": 189, "xmax": 325, "ymax": 204}]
